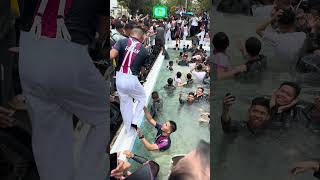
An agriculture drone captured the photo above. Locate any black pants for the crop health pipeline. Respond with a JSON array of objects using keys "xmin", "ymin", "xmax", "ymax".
[{"xmin": 0, "ymin": 26, "xmax": 16, "ymax": 106}]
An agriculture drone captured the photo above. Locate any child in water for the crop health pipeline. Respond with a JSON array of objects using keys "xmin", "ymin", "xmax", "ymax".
[{"xmin": 167, "ymin": 61, "xmax": 174, "ymax": 71}]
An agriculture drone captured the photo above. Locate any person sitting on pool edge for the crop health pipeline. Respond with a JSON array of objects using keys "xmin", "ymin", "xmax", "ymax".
[
  {"xmin": 221, "ymin": 94, "xmax": 270, "ymax": 134},
  {"xmin": 136, "ymin": 107, "xmax": 177, "ymax": 151}
]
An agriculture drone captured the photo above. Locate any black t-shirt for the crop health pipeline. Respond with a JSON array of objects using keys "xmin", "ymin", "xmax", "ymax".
[
  {"xmin": 17, "ymin": 0, "xmax": 107, "ymax": 45},
  {"xmin": 64, "ymin": 0, "xmax": 107, "ymax": 45},
  {"xmin": 113, "ymin": 38, "xmax": 149, "ymax": 76}
]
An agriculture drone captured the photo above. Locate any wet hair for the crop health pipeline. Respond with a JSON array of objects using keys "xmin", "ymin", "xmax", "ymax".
[
  {"xmin": 251, "ymin": 97, "xmax": 270, "ymax": 113},
  {"xmin": 169, "ymin": 121, "xmax": 177, "ymax": 133},
  {"xmin": 169, "ymin": 61, "xmax": 174, "ymax": 65},
  {"xmin": 152, "ymin": 91, "xmax": 159, "ymax": 98},
  {"xmin": 198, "ymin": 87, "xmax": 204, "ymax": 93},
  {"xmin": 177, "ymin": 72, "xmax": 182, "ymax": 78},
  {"xmin": 280, "ymin": 81, "xmax": 301, "ymax": 98},
  {"xmin": 212, "ymin": 32, "xmax": 229, "ymax": 52},
  {"xmin": 167, "ymin": 78, "xmax": 174, "ymax": 85},
  {"xmin": 180, "ymin": 52, "xmax": 183, "ymax": 57},
  {"xmin": 188, "ymin": 92, "xmax": 195, "ymax": 96},
  {"xmin": 278, "ymin": 9, "xmax": 296, "ymax": 26},
  {"xmin": 187, "ymin": 73, "xmax": 192, "ymax": 79},
  {"xmin": 245, "ymin": 37, "xmax": 261, "ymax": 56},
  {"xmin": 176, "ymin": 44, "xmax": 179, "ymax": 47}
]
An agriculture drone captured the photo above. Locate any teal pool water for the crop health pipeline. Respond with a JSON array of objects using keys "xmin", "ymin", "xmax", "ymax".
[
  {"xmin": 130, "ymin": 49, "xmax": 210, "ymax": 179},
  {"xmin": 211, "ymin": 10, "xmax": 320, "ymax": 180}
]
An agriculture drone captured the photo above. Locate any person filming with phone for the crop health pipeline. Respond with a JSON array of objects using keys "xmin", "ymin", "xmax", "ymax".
[{"xmin": 221, "ymin": 94, "xmax": 270, "ymax": 134}]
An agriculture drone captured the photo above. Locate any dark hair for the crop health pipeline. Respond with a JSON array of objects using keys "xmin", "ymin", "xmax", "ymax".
[
  {"xmin": 188, "ymin": 92, "xmax": 195, "ymax": 96},
  {"xmin": 124, "ymin": 23, "xmax": 134, "ymax": 30},
  {"xmin": 278, "ymin": 9, "xmax": 296, "ymax": 26},
  {"xmin": 198, "ymin": 87, "xmax": 204, "ymax": 92},
  {"xmin": 152, "ymin": 91, "xmax": 159, "ymax": 98},
  {"xmin": 177, "ymin": 72, "xmax": 182, "ymax": 78},
  {"xmin": 169, "ymin": 121, "xmax": 177, "ymax": 133},
  {"xmin": 196, "ymin": 64, "xmax": 203, "ymax": 70},
  {"xmin": 115, "ymin": 22, "xmax": 124, "ymax": 29},
  {"xmin": 169, "ymin": 61, "xmax": 174, "ymax": 65},
  {"xmin": 176, "ymin": 44, "xmax": 179, "ymax": 47},
  {"xmin": 168, "ymin": 78, "xmax": 174, "ymax": 85},
  {"xmin": 212, "ymin": 32, "xmax": 229, "ymax": 52},
  {"xmin": 180, "ymin": 52, "xmax": 183, "ymax": 56},
  {"xmin": 280, "ymin": 81, "xmax": 301, "ymax": 98},
  {"xmin": 187, "ymin": 73, "xmax": 192, "ymax": 79},
  {"xmin": 169, "ymin": 171, "xmax": 193, "ymax": 180},
  {"xmin": 251, "ymin": 97, "xmax": 270, "ymax": 113},
  {"xmin": 245, "ymin": 37, "xmax": 262, "ymax": 56}
]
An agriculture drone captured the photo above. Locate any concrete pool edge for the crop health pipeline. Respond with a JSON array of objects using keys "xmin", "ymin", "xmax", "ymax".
[{"xmin": 110, "ymin": 51, "xmax": 165, "ymax": 154}]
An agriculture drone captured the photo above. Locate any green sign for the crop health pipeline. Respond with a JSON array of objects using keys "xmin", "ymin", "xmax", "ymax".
[{"xmin": 153, "ymin": 5, "xmax": 168, "ymax": 19}]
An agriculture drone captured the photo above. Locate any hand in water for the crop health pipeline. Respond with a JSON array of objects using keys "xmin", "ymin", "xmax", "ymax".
[
  {"xmin": 0, "ymin": 107, "xmax": 15, "ymax": 128},
  {"xmin": 110, "ymin": 159, "xmax": 131, "ymax": 179},
  {"xmin": 290, "ymin": 161, "xmax": 319, "ymax": 175},
  {"xmin": 30, "ymin": 15, "xmax": 42, "ymax": 40},
  {"xmin": 56, "ymin": 18, "xmax": 71, "ymax": 41}
]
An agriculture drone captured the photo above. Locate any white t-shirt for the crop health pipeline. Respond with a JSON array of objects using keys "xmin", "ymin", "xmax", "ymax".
[
  {"xmin": 174, "ymin": 77, "xmax": 183, "ymax": 85},
  {"xmin": 183, "ymin": 26, "xmax": 188, "ymax": 35},
  {"xmin": 192, "ymin": 71, "xmax": 206, "ymax": 82},
  {"xmin": 189, "ymin": 63, "xmax": 196, "ymax": 69},
  {"xmin": 262, "ymin": 31, "xmax": 306, "ymax": 63},
  {"xmin": 191, "ymin": 17, "xmax": 198, "ymax": 27}
]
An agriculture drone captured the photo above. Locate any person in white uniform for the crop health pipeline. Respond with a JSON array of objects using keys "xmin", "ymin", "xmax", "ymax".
[{"xmin": 110, "ymin": 28, "xmax": 149, "ymax": 133}]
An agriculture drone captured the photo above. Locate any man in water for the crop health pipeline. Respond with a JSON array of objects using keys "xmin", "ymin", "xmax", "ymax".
[
  {"xmin": 179, "ymin": 92, "xmax": 195, "ymax": 105},
  {"xmin": 110, "ymin": 27, "xmax": 149, "ymax": 133},
  {"xmin": 221, "ymin": 95, "xmax": 270, "ymax": 134},
  {"xmin": 150, "ymin": 91, "xmax": 163, "ymax": 119},
  {"xmin": 136, "ymin": 107, "xmax": 177, "ymax": 151},
  {"xmin": 195, "ymin": 87, "xmax": 208, "ymax": 102},
  {"xmin": 269, "ymin": 81, "xmax": 302, "ymax": 129},
  {"xmin": 164, "ymin": 78, "xmax": 177, "ymax": 91}
]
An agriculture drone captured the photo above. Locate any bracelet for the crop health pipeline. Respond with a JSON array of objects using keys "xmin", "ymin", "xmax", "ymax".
[
  {"xmin": 57, "ymin": 15, "xmax": 64, "ymax": 19},
  {"xmin": 139, "ymin": 135, "xmax": 144, "ymax": 139}
]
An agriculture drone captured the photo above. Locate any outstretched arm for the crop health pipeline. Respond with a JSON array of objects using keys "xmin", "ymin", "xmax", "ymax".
[{"xmin": 143, "ymin": 106, "xmax": 157, "ymax": 127}]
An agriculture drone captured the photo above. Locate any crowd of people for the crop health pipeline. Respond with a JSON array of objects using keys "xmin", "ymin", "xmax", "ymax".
[
  {"xmin": 109, "ymin": 8, "xmax": 210, "ymax": 180},
  {"xmin": 213, "ymin": 0, "xmax": 320, "ymax": 178}
]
